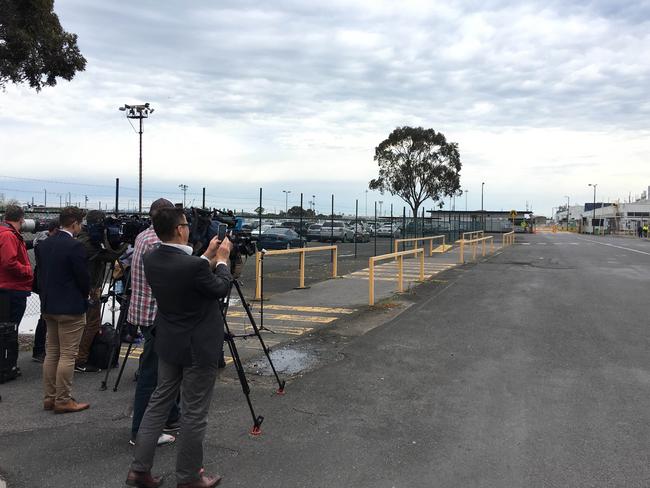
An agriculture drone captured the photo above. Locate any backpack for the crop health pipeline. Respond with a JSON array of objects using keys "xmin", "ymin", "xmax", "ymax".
[{"xmin": 88, "ymin": 323, "xmax": 120, "ymax": 369}]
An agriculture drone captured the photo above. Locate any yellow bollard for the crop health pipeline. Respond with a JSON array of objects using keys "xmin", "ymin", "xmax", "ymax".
[
  {"xmin": 397, "ymin": 255, "xmax": 404, "ymax": 292},
  {"xmin": 472, "ymin": 240, "xmax": 477, "ymax": 260},
  {"xmin": 297, "ymin": 250, "xmax": 306, "ymax": 289},
  {"xmin": 419, "ymin": 249, "xmax": 425, "ymax": 281},
  {"xmin": 490, "ymin": 237, "xmax": 494, "ymax": 253},
  {"xmin": 332, "ymin": 247, "xmax": 338, "ymax": 278},
  {"xmin": 255, "ymin": 251, "xmax": 262, "ymax": 300},
  {"xmin": 369, "ymin": 259, "xmax": 375, "ymax": 306},
  {"xmin": 459, "ymin": 239, "xmax": 465, "ymax": 263},
  {"xmin": 482, "ymin": 238, "xmax": 486, "ymax": 256}
]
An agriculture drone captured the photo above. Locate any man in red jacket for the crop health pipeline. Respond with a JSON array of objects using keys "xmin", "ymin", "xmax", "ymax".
[{"xmin": 0, "ymin": 205, "xmax": 34, "ymax": 325}]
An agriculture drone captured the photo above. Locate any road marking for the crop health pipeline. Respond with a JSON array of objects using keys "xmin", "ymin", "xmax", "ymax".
[
  {"xmin": 576, "ymin": 237, "xmax": 650, "ymax": 256},
  {"xmin": 235, "ymin": 304, "xmax": 356, "ymax": 314},
  {"xmin": 226, "ymin": 311, "xmax": 337, "ymax": 323}
]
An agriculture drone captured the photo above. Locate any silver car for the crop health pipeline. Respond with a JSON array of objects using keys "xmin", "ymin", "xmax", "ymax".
[{"xmin": 320, "ymin": 221, "xmax": 354, "ymax": 242}]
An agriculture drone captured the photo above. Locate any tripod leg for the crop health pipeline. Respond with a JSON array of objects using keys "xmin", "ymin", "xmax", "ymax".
[
  {"xmin": 113, "ymin": 342, "xmax": 133, "ymax": 392},
  {"xmin": 232, "ymin": 281, "xmax": 286, "ymax": 394},
  {"xmin": 223, "ymin": 317, "xmax": 264, "ymax": 435}
]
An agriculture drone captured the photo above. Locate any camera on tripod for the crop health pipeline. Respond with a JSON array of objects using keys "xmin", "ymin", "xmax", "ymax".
[
  {"xmin": 87, "ymin": 215, "xmax": 151, "ymax": 248},
  {"xmin": 187, "ymin": 208, "xmax": 257, "ymax": 261}
]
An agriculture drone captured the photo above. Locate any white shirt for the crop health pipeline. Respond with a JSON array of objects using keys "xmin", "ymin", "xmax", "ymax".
[
  {"xmin": 59, "ymin": 229, "xmax": 73, "ymax": 238},
  {"xmin": 160, "ymin": 243, "xmax": 228, "ymax": 269}
]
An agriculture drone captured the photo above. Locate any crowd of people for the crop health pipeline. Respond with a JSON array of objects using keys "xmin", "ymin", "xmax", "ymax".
[{"xmin": 0, "ymin": 201, "xmax": 233, "ymax": 488}]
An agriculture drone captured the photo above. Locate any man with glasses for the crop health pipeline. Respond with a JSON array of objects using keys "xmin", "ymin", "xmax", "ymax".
[{"xmin": 126, "ymin": 207, "xmax": 232, "ymax": 488}]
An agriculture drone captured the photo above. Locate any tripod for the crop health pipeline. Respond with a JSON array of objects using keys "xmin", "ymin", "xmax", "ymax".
[
  {"xmin": 219, "ymin": 278, "xmax": 286, "ymax": 435},
  {"xmin": 99, "ymin": 262, "xmax": 135, "ymax": 392}
]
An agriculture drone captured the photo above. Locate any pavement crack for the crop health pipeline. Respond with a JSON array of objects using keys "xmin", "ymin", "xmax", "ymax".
[{"xmin": 292, "ymin": 407, "xmax": 330, "ymax": 417}]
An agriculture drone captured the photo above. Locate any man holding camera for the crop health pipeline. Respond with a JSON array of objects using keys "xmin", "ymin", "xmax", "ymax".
[
  {"xmin": 36, "ymin": 207, "xmax": 90, "ymax": 414},
  {"xmin": 129, "ymin": 198, "xmax": 180, "ymax": 447},
  {"xmin": 75, "ymin": 210, "xmax": 128, "ymax": 372},
  {"xmin": 126, "ymin": 207, "xmax": 232, "ymax": 488}
]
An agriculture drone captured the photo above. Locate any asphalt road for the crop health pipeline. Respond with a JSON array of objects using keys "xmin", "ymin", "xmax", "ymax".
[{"xmin": 2, "ymin": 231, "xmax": 649, "ymax": 487}]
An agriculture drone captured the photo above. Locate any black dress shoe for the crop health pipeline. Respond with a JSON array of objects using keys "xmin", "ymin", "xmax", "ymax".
[
  {"xmin": 177, "ymin": 474, "xmax": 221, "ymax": 488},
  {"xmin": 125, "ymin": 470, "xmax": 164, "ymax": 488}
]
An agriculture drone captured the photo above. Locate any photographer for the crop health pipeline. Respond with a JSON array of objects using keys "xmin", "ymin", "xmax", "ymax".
[
  {"xmin": 126, "ymin": 207, "xmax": 232, "ymax": 488},
  {"xmin": 75, "ymin": 210, "xmax": 128, "ymax": 372},
  {"xmin": 0, "ymin": 205, "xmax": 34, "ymax": 377}
]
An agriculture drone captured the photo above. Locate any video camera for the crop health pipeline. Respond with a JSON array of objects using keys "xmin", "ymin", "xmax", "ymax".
[
  {"xmin": 186, "ymin": 208, "xmax": 256, "ymax": 262},
  {"xmin": 87, "ymin": 215, "xmax": 150, "ymax": 248}
]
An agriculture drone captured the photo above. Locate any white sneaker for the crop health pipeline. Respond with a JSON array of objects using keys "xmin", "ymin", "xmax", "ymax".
[
  {"xmin": 128, "ymin": 433, "xmax": 176, "ymax": 446},
  {"xmin": 157, "ymin": 433, "xmax": 176, "ymax": 446}
]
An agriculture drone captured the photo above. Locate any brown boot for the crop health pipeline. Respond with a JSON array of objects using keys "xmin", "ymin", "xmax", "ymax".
[
  {"xmin": 125, "ymin": 470, "xmax": 164, "ymax": 488},
  {"xmin": 177, "ymin": 474, "xmax": 222, "ymax": 488},
  {"xmin": 54, "ymin": 398, "xmax": 90, "ymax": 414},
  {"xmin": 43, "ymin": 399, "xmax": 54, "ymax": 411}
]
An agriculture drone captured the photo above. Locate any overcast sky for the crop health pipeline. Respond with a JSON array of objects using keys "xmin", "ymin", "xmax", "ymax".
[{"xmin": 1, "ymin": 0, "xmax": 650, "ymax": 216}]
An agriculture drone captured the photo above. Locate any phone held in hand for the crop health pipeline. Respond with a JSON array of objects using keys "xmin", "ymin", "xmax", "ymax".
[{"xmin": 217, "ymin": 223, "xmax": 228, "ymax": 241}]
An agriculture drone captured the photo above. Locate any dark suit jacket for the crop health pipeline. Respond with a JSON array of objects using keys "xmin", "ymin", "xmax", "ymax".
[
  {"xmin": 35, "ymin": 232, "xmax": 90, "ymax": 315},
  {"xmin": 144, "ymin": 245, "xmax": 232, "ymax": 366}
]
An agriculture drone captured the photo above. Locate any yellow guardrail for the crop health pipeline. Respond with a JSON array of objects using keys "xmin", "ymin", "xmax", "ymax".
[
  {"xmin": 458, "ymin": 236, "xmax": 495, "ymax": 264},
  {"xmin": 393, "ymin": 235, "xmax": 452, "ymax": 256},
  {"xmin": 369, "ymin": 248, "xmax": 424, "ymax": 306},
  {"xmin": 502, "ymin": 231, "xmax": 515, "ymax": 247},
  {"xmin": 255, "ymin": 245, "xmax": 338, "ymax": 300},
  {"xmin": 462, "ymin": 230, "xmax": 484, "ymax": 241}
]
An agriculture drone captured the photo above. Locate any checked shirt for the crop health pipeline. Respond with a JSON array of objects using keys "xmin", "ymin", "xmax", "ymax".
[{"xmin": 127, "ymin": 227, "xmax": 160, "ymax": 328}]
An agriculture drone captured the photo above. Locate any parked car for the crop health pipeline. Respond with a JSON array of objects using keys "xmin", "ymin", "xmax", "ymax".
[
  {"xmin": 320, "ymin": 221, "xmax": 355, "ymax": 242},
  {"xmin": 376, "ymin": 223, "xmax": 401, "ymax": 238},
  {"xmin": 306, "ymin": 223, "xmax": 323, "ymax": 241},
  {"xmin": 350, "ymin": 222, "xmax": 370, "ymax": 242},
  {"xmin": 257, "ymin": 228, "xmax": 303, "ymax": 250},
  {"xmin": 250, "ymin": 224, "xmax": 272, "ymax": 240}
]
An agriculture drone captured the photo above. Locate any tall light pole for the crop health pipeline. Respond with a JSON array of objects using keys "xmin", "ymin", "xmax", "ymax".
[
  {"xmin": 312, "ymin": 194, "xmax": 316, "ymax": 214},
  {"xmin": 588, "ymin": 183, "xmax": 597, "ymax": 234},
  {"xmin": 481, "ymin": 182, "xmax": 485, "ymax": 228},
  {"xmin": 464, "ymin": 189, "xmax": 468, "ymax": 211},
  {"xmin": 282, "ymin": 190, "xmax": 291, "ymax": 214},
  {"xmin": 564, "ymin": 195, "xmax": 570, "ymax": 230},
  {"xmin": 179, "ymin": 184, "xmax": 188, "ymax": 207},
  {"xmin": 43, "ymin": 188, "xmax": 47, "ymax": 208},
  {"xmin": 119, "ymin": 102, "xmax": 154, "ymax": 214},
  {"xmin": 378, "ymin": 200, "xmax": 383, "ymax": 217}
]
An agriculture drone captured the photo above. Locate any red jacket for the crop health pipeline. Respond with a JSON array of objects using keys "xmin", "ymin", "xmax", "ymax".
[{"xmin": 0, "ymin": 223, "xmax": 33, "ymax": 291}]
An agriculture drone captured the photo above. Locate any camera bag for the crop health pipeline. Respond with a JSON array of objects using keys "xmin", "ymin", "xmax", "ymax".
[
  {"xmin": 88, "ymin": 323, "xmax": 120, "ymax": 369},
  {"xmin": 0, "ymin": 322, "xmax": 19, "ymax": 384}
]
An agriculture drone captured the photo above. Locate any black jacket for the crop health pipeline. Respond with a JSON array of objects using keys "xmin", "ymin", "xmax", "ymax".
[
  {"xmin": 35, "ymin": 232, "xmax": 90, "ymax": 315},
  {"xmin": 77, "ymin": 231, "xmax": 128, "ymax": 289},
  {"xmin": 144, "ymin": 245, "xmax": 232, "ymax": 366}
]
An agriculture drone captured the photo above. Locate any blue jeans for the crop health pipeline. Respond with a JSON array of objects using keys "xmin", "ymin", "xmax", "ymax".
[{"xmin": 131, "ymin": 327, "xmax": 180, "ymax": 437}]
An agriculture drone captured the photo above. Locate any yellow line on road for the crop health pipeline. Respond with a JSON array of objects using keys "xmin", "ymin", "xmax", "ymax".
[
  {"xmin": 240, "ymin": 304, "xmax": 356, "ymax": 314},
  {"xmin": 226, "ymin": 311, "xmax": 337, "ymax": 323}
]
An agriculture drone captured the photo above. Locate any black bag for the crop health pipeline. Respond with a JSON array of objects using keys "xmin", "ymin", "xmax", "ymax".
[
  {"xmin": 88, "ymin": 323, "xmax": 120, "ymax": 369},
  {"xmin": 0, "ymin": 322, "xmax": 19, "ymax": 384}
]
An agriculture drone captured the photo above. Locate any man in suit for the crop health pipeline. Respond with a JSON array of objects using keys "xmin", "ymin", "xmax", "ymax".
[
  {"xmin": 126, "ymin": 207, "xmax": 233, "ymax": 488},
  {"xmin": 35, "ymin": 206, "xmax": 91, "ymax": 414}
]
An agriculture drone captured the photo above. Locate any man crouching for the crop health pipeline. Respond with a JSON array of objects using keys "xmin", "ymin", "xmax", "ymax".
[{"xmin": 126, "ymin": 207, "xmax": 232, "ymax": 488}]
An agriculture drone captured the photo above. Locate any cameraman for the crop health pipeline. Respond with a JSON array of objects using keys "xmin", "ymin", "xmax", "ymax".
[
  {"xmin": 126, "ymin": 207, "xmax": 232, "ymax": 488},
  {"xmin": 0, "ymin": 205, "xmax": 33, "ymax": 377},
  {"xmin": 75, "ymin": 210, "xmax": 128, "ymax": 372},
  {"xmin": 128, "ymin": 199, "xmax": 180, "ymax": 447}
]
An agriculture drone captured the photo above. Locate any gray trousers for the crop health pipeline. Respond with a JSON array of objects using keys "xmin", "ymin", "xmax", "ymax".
[{"xmin": 131, "ymin": 357, "xmax": 219, "ymax": 484}]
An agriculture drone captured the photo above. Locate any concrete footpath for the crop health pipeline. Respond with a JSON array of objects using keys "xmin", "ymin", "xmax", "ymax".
[{"xmin": 3, "ymin": 232, "xmax": 645, "ymax": 487}]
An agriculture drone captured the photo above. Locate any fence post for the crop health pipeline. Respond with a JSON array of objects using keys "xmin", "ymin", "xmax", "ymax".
[
  {"xmin": 255, "ymin": 251, "xmax": 262, "ymax": 300},
  {"xmin": 258, "ymin": 188, "xmax": 263, "ymax": 240},
  {"xmin": 398, "ymin": 254, "xmax": 404, "ymax": 292},
  {"xmin": 472, "ymin": 240, "xmax": 477, "ymax": 260},
  {"xmin": 482, "ymin": 238, "xmax": 486, "ymax": 256},
  {"xmin": 490, "ymin": 238, "xmax": 494, "ymax": 253},
  {"xmin": 330, "ymin": 194, "xmax": 334, "ymax": 244},
  {"xmin": 299, "ymin": 192, "xmax": 304, "ymax": 248},
  {"xmin": 202, "ymin": 187, "xmax": 206, "ymax": 209},
  {"xmin": 369, "ymin": 259, "xmax": 375, "ymax": 306},
  {"xmin": 419, "ymin": 250, "xmax": 425, "ymax": 281},
  {"xmin": 354, "ymin": 199, "xmax": 358, "ymax": 259},
  {"xmin": 115, "ymin": 178, "xmax": 120, "ymax": 215},
  {"xmin": 374, "ymin": 201, "xmax": 377, "ymax": 256},
  {"xmin": 459, "ymin": 239, "xmax": 465, "ymax": 263}
]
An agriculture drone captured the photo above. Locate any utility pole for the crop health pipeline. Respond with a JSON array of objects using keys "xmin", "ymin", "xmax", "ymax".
[
  {"xmin": 43, "ymin": 189, "xmax": 47, "ymax": 208},
  {"xmin": 378, "ymin": 200, "xmax": 383, "ymax": 217},
  {"xmin": 84, "ymin": 195, "xmax": 89, "ymax": 209},
  {"xmin": 282, "ymin": 190, "xmax": 291, "ymax": 214},
  {"xmin": 312, "ymin": 194, "xmax": 316, "ymax": 214},
  {"xmin": 179, "ymin": 184, "xmax": 188, "ymax": 208},
  {"xmin": 481, "ymin": 182, "xmax": 485, "ymax": 228},
  {"xmin": 119, "ymin": 102, "xmax": 154, "ymax": 214},
  {"xmin": 464, "ymin": 189, "xmax": 468, "ymax": 211},
  {"xmin": 588, "ymin": 183, "xmax": 598, "ymax": 234},
  {"xmin": 365, "ymin": 190, "xmax": 368, "ymax": 218}
]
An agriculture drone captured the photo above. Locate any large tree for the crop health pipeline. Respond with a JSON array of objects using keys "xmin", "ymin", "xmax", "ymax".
[
  {"xmin": 369, "ymin": 126, "xmax": 461, "ymax": 219},
  {"xmin": 0, "ymin": 0, "xmax": 86, "ymax": 91}
]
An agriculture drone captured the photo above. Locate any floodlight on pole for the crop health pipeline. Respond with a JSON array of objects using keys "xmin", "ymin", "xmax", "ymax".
[
  {"xmin": 119, "ymin": 102, "xmax": 154, "ymax": 214},
  {"xmin": 179, "ymin": 184, "xmax": 188, "ymax": 208},
  {"xmin": 282, "ymin": 190, "xmax": 291, "ymax": 214},
  {"xmin": 588, "ymin": 183, "xmax": 597, "ymax": 234}
]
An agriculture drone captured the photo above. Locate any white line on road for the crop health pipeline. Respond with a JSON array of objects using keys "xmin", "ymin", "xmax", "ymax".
[{"xmin": 576, "ymin": 237, "xmax": 650, "ymax": 256}]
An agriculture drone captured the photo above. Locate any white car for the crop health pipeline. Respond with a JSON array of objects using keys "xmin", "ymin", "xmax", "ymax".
[
  {"xmin": 376, "ymin": 223, "xmax": 401, "ymax": 238},
  {"xmin": 320, "ymin": 221, "xmax": 355, "ymax": 242}
]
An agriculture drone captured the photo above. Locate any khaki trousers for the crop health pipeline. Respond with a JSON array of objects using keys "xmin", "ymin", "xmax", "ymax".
[
  {"xmin": 77, "ymin": 288, "xmax": 102, "ymax": 365},
  {"xmin": 42, "ymin": 314, "xmax": 86, "ymax": 404}
]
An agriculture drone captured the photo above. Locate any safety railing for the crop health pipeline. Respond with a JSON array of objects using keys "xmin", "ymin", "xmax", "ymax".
[
  {"xmin": 393, "ymin": 235, "xmax": 451, "ymax": 256},
  {"xmin": 369, "ymin": 248, "xmax": 424, "ymax": 306},
  {"xmin": 458, "ymin": 236, "xmax": 495, "ymax": 264},
  {"xmin": 502, "ymin": 231, "xmax": 515, "ymax": 247},
  {"xmin": 254, "ymin": 245, "xmax": 338, "ymax": 300},
  {"xmin": 462, "ymin": 230, "xmax": 484, "ymax": 241}
]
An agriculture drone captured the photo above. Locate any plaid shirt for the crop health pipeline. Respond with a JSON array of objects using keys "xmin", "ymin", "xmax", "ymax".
[{"xmin": 127, "ymin": 227, "xmax": 160, "ymax": 327}]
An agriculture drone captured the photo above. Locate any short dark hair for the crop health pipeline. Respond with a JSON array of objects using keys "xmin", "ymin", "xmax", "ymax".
[
  {"xmin": 47, "ymin": 219, "xmax": 60, "ymax": 232},
  {"xmin": 149, "ymin": 198, "xmax": 174, "ymax": 218},
  {"xmin": 4, "ymin": 205, "xmax": 24, "ymax": 222},
  {"xmin": 59, "ymin": 207, "xmax": 85, "ymax": 228},
  {"xmin": 152, "ymin": 207, "xmax": 185, "ymax": 241},
  {"xmin": 86, "ymin": 210, "xmax": 105, "ymax": 225}
]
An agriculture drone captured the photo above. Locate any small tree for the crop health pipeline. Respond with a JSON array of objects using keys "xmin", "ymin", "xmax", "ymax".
[
  {"xmin": 369, "ymin": 126, "xmax": 461, "ymax": 219},
  {"xmin": 0, "ymin": 0, "xmax": 87, "ymax": 91}
]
